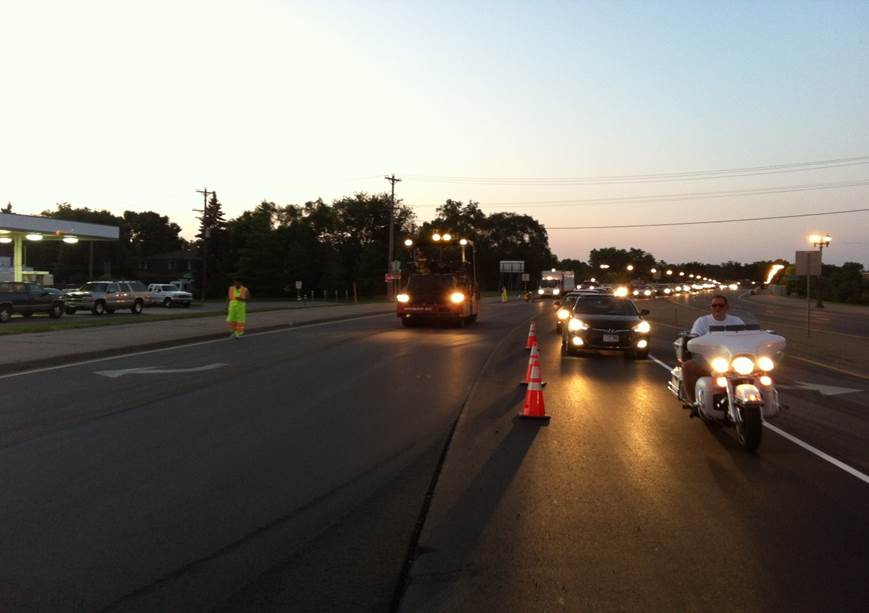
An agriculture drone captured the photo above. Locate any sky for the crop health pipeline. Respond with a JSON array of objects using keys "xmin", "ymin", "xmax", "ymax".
[{"xmin": 1, "ymin": 0, "xmax": 868, "ymax": 266}]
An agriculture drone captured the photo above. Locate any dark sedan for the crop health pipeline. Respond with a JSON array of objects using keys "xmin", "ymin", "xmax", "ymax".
[{"xmin": 561, "ymin": 295, "xmax": 651, "ymax": 359}]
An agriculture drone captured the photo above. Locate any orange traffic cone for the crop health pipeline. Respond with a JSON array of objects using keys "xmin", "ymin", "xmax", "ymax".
[
  {"xmin": 520, "ymin": 344, "xmax": 546, "ymax": 387},
  {"xmin": 524, "ymin": 320, "xmax": 538, "ymax": 350},
  {"xmin": 519, "ymin": 350, "xmax": 550, "ymax": 420}
]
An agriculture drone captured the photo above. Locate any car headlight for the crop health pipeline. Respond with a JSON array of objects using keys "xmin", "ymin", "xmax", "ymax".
[
  {"xmin": 450, "ymin": 292, "xmax": 465, "ymax": 304},
  {"xmin": 663, "ymin": 288, "xmax": 671, "ymax": 294},
  {"xmin": 538, "ymin": 288, "xmax": 544, "ymax": 295},
  {"xmin": 397, "ymin": 293, "xmax": 410, "ymax": 303},
  {"xmin": 614, "ymin": 286, "xmax": 629, "ymax": 297},
  {"xmin": 568, "ymin": 318, "xmax": 588, "ymax": 332},
  {"xmin": 643, "ymin": 290, "xmax": 652, "ymax": 296},
  {"xmin": 557, "ymin": 308, "xmax": 570, "ymax": 320},
  {"xmin": 633, "ymin": 320, "xmax": 651, "ymax": 333},
  {"xmin": 553, "ymin": 288, "xmax": 560, "ymax": 295},
  {"xmin": 731, "ymin": 356, "xmax": 755, "ymax": 375},
  {"xmin": 757, "ymin": 356, "xmax": 775, "ymax": 372},
  {"xmin": 711, "ymin": 357, "xmax": 730, "ymax": 373}
]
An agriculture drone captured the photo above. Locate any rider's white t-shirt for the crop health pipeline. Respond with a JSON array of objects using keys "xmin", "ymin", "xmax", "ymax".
[{"xmin": 691, "ymin": 314, "xmax": 745, "ymax": 336}]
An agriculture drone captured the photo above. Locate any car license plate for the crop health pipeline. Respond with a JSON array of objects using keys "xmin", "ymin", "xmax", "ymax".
[{"xmin": 603, "ymin": 334, "xmax": 619, "ymax": 343}]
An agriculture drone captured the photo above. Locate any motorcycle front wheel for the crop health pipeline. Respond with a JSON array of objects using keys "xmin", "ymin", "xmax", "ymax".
[{"xmin": 736, "ymin": 405, "xmax": 763, "ymax": 451}]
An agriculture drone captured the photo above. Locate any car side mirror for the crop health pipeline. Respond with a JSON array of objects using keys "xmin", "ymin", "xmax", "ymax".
[{"xmin": 641, "ymin": 309, "xmax": 650, "ymax": 316}]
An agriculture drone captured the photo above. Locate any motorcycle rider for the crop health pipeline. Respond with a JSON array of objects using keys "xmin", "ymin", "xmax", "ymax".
[{"xmin": 682, "ymin": 294, "xmax": 745, "ymax": 404}]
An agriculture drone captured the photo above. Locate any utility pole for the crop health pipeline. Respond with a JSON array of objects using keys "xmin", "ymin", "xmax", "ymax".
[
  {"xmin": 194, "ymin": 187, "xmax": 215, "ymax": 302},
  {"xmin": 385, "ymin": 174, "xmax": 401, "ymax": 300}
]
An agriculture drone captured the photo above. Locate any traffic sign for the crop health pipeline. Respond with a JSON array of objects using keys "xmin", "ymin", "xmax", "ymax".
[
  {"xmin": 795, "ymin": 251, "xmax": 821, "ymax": 276},
  {"xmin": 295, "ymin": 280, "xmax": 303, "ymax": 289}
]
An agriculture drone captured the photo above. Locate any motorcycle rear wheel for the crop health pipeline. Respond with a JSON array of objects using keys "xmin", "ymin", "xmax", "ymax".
[{"xmin": 736, "ymin": 405, "xmax": 762, "ymax": 451}]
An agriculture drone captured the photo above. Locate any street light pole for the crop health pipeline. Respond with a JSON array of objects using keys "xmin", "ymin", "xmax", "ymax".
[
  {"xmin": 810, "ymin": 233, "xmax": 831, "ymax": 308},
  {"xmin": 385, "ymin": 174, "xmax": 401, "ymax": 300}
]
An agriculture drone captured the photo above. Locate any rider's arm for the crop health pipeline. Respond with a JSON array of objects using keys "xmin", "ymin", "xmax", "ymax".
[{"xmin": 690, "ymin": 316, "xmax": 707, "ymax": 336}]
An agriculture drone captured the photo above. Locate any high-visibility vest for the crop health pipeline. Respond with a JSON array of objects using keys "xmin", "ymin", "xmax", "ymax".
[{"xmin": 228, "ymin": 286, "xmax": 249, "ymax": 301}]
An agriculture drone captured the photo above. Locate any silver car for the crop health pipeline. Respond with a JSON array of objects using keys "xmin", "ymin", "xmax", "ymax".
[{"xmin": 64, "ymin": 281, "xmax": 147, "ymax": 315}]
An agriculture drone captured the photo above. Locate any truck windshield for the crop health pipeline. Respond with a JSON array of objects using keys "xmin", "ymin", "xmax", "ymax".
[
  {"xmin": 540, "ymin": 278, "xmax": 561, "ymax": 288},
  {"xmin": 407, "ymin": 275, "xmax": 455, "ymax": 298}
]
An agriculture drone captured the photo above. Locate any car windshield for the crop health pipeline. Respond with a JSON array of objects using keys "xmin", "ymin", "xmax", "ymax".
[
  {"xmin": 162, "ymin": 285, "xmax": 178, "ymax": 291},
  {"xmin": 79, "ymin": 283, "xmax": 108, "ymax": 292},
  {"xmin": 572, "ymin": 296, "xmax": 638, "ymax": 316}
]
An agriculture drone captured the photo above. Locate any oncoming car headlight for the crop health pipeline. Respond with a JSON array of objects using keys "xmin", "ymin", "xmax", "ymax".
[
  {"xmin": 757, "ymin": 356, "xmax": 775, "ymax": 371},
  {"xmin": 397, "ymin": 293, "xmax": 410, "ymax": 303},
  {"xmin": 538, "ymin": 288, "xmax": 545, "ymax": 295},
  {"xmin": 450, "ymin": 292, "xmax": 465, "ymax": 304},
  {"xmin": 557, "ymin": 308, "xmax": 570, "ymax": 320},
  {"xmin": 633, "ymin": 320, "xmax": 651, "ymax": 333},
  {"xmin": 568, "ymin": 318, "xmax": 588, "ymax": 332},
  {"xmin": 731, "ymin": 356, "xmax": 755, "ymax": 375},
  {"xmin": 614, "ymin": 286, "xmax": 629, "ymax": 297},
  {"xmin": 711, "ymin": 357, "xmax": 730, "ymax": 373}
]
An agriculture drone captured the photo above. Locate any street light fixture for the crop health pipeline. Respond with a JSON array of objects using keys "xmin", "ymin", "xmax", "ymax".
[
  {"xmin": 666, "ymin": 269, "xmax": 673, "ymax": 276},
  {"xmin": 403, "ymin": 239, "xmax": 413, "ymax": 247},
  {"xmin": 626, "ymin": 264, "xmax": 634, "ymax": 271},
  {"xmin": 599, "ymin": 264, "xmax": 610, "ymax": 269},
  {"xmin": 809, "ymin": 232, "xmax": 831, "ymax": 307}
]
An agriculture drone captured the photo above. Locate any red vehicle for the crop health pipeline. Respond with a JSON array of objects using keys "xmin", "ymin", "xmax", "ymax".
[{"xmin": 395, "ymin": 234, "xmax": 479, "ymax": 327}]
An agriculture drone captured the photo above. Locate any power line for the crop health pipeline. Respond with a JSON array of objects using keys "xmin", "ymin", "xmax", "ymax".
[
  {"xmin": 410, "ymin": 178, "xmax": 869, "ymax": 209},
  {"xmin": 403, "ymin": 154, "xmax": 869, "ymax": 186},
  {"xmin": 547, "ymin": 208, "xmax": 869, "ymax": 230}
]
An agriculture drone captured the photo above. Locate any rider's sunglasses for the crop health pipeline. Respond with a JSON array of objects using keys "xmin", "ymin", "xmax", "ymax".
[{"xmin": 711, "ymin": 302, "xmax": 726, "ymax": 308}]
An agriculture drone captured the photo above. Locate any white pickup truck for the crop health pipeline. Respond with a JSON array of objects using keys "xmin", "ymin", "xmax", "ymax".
[{"xmin": 147, "ymin": 283, "xmax": 193, "ymax": 308}]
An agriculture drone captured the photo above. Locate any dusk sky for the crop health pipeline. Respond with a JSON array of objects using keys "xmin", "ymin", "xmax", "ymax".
[{"xmin": 2, "ymin": 0, "xmax": 868, "ymax": 265}]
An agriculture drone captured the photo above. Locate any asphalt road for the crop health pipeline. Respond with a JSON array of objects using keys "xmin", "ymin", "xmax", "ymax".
[{"xmin": 1, "ymin": 301, "xmax": 868, "ymax": 612}]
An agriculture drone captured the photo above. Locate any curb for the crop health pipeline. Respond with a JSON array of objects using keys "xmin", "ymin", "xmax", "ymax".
[{"xmin": 0, "ymin": 309, "xmax": 395, "ymax": 377}]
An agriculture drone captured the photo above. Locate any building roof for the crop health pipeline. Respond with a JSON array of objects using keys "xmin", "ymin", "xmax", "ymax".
[{"xmin": 0, "ymin": 212, "xmax": 119, "ymax": 241}]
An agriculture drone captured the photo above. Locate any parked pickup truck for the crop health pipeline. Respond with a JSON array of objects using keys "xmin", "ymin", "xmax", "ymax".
[
  {"xmin": 64, "ymin": 281, "xmax": 149, "ymax": 315},
  {"xmin": 0, "ymin": 282, "xmax": 65, "ymax": 323},
  {"xmin": 147, "ymin": 283, "xmax": 193, "ymax": 308}
]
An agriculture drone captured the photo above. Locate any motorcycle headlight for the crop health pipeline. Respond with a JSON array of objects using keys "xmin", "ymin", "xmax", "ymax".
[
  {"xmin": 557, "ymin": 308, "xmax": 570, "ymax": 320},
  {"xmin": 633, "ymin": 320, "xmax": 651, "ymax": 333},
  {"xmin": 538, "ymin": 289, "xmax": 544, "ymax": 295},
  {"xmin": 397, "ymin": 293, "xmax": 410, "ymax": 303},
  {"xmin": 757, "ymin": 356, "xmax": 775, "ymax": 372},
  {"xmin": 568, "ymin": 318, "xmax": 587, "ymax": 332},
  {"xmin": 711, "ymin": 357, "xmax": 729, "ymax": 373},
  {"xmin": 731, "ymin": 356, "xmax": 755, "ymax": 375},
  {"xmin": 553, "ymin": 288, "xmax": 560, "ymax": 296},
  {"xmin": 450, "ymin": 292, "xmax": 465, "ymax": 304}
]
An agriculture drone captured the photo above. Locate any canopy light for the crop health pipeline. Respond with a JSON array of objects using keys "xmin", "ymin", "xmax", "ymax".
[
  {"xmin": 403, "ymin": 239, "xmax": 413, "ymax": 247},
  {"xmin": 0, "ymin": 229, "xmax": 10, "ymax": 234},
  {"xmin": 25, "ymin": 233, "xmax": 43, "ymax": 241},
  {"xmin": 62, "ymin": 236, "xmax": 80, "ymax": 244},
  {"xmin": 0, "ymin": 237, "xmax": 11, "ymax": 244}
]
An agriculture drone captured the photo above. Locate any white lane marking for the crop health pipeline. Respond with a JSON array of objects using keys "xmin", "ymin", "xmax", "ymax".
[
  {"xmin": 649, "ymin": 354, "xmax": 673, "ymax": 371},
  {"xmin": 786, "ymin": 354, "xmax": 869, "ymax": 382},
  {"xmin": 777, "ymin": 381, "xmax": 863, "ymax": 396},
  {"xmin": 0, "ymin": 312, "xmax": 393, "ymax": 380},
  {"xmin": 763, "ymin": 423, "xmax": 869, "ymax": 485},
  {"xmin": 95, "ymin": 363, "xmax": 227, "ymax": 378},
  {"xmin": 647, "ymin": 354, "xmax": 869, "ymax": 486}
]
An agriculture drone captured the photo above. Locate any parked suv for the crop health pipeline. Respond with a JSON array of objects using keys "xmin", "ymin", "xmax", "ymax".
[
  {"xmin": 0, "ymin": 282, "xmax": 65, "ymax": 322},
  {"xmin": 147, "ymin": 283, "xmax": 193, "ymax": 308},
  {"xmin": 64, "ymin": 281, "xmax": 148, "ymax": 315}
]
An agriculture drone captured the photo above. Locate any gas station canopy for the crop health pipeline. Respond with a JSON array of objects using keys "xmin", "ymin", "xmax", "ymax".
[{"xmin": 0, "ymin": 212, "xmax": 120, "ymax": 282}]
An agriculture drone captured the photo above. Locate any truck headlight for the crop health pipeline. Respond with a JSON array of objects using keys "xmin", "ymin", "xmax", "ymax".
[
  {"xmin": 557, "ymin": 308, "xmax": 570, "ymax": 320},
  {"xmin": 450, "ymin": 292, "xmax": 465, "ymax": 304},
  {"xmin": 757, "ymin": 356, "xmax": 775, "ymax": 372},
  {"xmin": 397, "ymin": 293, "xmax": 410, "ymax": 303},
  {"xmin": 538, "ymin": 289, "xmax": 544, "ymax": 295},
  {"xmin": 633, "ymin": 320, "xmax": 651, "ymax": 333},
  {"xmin": 731, "ymin": 356, "xmax": 755, "ymax": 375},
  {"xmin": 568, "ymin": 318, "xmax": 587, "ymax": 332},
  {"xmin": 553, "ymin": 288, "xmax": 560, "ymax": 295}
]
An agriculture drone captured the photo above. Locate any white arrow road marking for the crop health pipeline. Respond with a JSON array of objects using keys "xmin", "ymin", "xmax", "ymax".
[
  {"xmin": 777, "ymin": 381, "xmax": 863, "ymax": 396},
  {"xmin": 95, "ymin": 363, "xmax": 228, "ymax": 378}
]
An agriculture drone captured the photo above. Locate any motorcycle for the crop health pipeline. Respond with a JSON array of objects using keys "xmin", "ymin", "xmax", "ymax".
[{"xmin": 667, "ymin": 323, "xmax": 786, "ymax": 451}]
